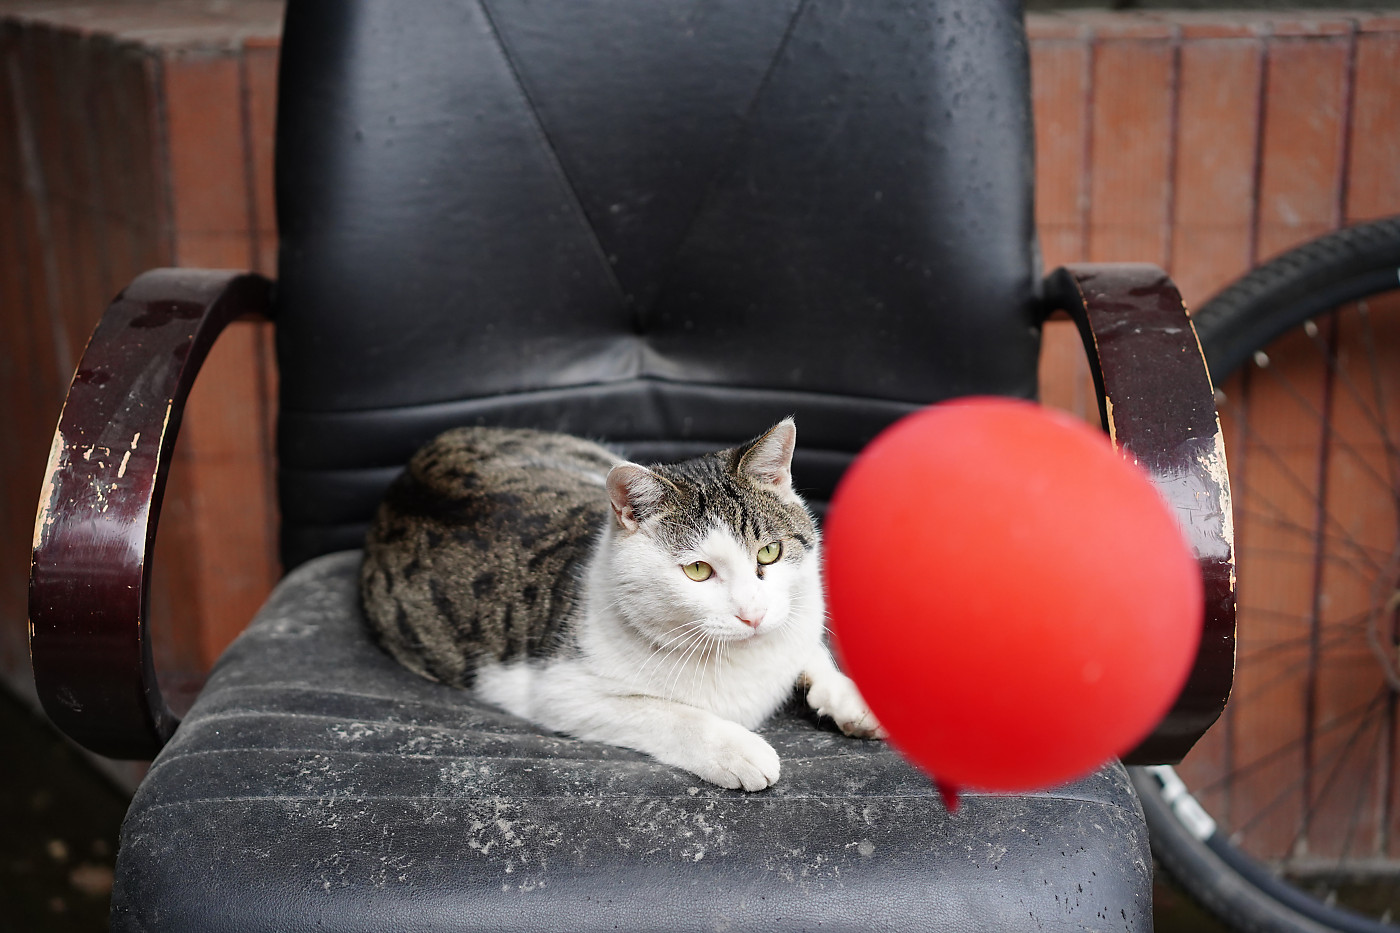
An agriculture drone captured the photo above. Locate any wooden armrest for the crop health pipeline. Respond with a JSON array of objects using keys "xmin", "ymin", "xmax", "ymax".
[
  {"xmin": 1043, "ymin": 263, "xmax": 1235, "ymax": 765},
  {"xmin": 29, "ymin": 269, "xmax": 274, "ymax": 759}
]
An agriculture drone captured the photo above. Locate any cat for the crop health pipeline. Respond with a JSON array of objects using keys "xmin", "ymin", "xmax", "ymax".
[{"xmin": 360, "ymin": 419, "xmax": 881, "ymax": 791}]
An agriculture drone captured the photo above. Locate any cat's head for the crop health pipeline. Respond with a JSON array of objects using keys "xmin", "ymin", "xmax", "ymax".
[{"xmin": 602, "ymin": 418, "xmax": 822, "ymax": 646}]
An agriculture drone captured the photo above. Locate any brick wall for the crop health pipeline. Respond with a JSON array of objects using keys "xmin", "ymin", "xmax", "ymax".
[
  {"xmin": 0, "ymin": 1, "xmax": 282, "ymax": 712},
  {"xmin": 1034, "ymin": 9, "xmax": 1400, "ymax": 418},
  {"xmin": 3, "ymin": 3, "xmax": 1399, "ymax": 714}
]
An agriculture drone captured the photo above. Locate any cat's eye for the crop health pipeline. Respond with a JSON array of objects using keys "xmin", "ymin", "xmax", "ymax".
[
  {"xmin": 683, "ymin": 561, "xmax": 714, "ymax": 582},
  {"xmin": 757, "ymin": 542, "xmax": 782, "ymax": 565}
]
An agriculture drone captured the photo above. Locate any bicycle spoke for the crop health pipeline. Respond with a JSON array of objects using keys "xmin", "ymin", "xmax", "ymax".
[
  {"xmin": 1357, "ymin": 300, "xmax": 1400, "ymax": 524},
  {"xmin": 1229, "ymin": 627, "xmax": 1394, "ymax": 709},
  {"xmin": 1237, "ymin": 619, "xmax": 1377, "ymax": 666},
  {"xmin": 1382, "ymin": 688, "xmax": 1398, "ymax": 855},
  {"xmin": 1238, "ymin": 614, "xmax": 1380, "ymax": 657},
  {"xmin": 1314, "ymin": 301, "xmax": 1400, "ymax": 480},
  {"xmin": 1221, "ymin": 392, "xmax": 1382, "ymax": 508},
  {"xmin": 1288, "ymin": 299, "xmax": 1400, "ymax": 467},
  {"xmin": 1243, "ymin": 602, "xmax": 1372, "ymax": 633},
  {"xmin": 1224, "ymin": 348, "xmax": 1398, "ymax": 576},
  {"xmin": 1232, "ymin": 540, "xmax": 1384, "ymax": 587},
  {"xmin": 1234, "ymin": 495, "xmax": 1389, "ymax": 578},
  {"xmin": 1251, "ymin": 333, "xmax": 1400, "ymax": 495},
  {"xmin": 1288, "ymin": 686, "xmax": 1387, "ymax": 850},
  {"xmin": 1227, "ymin": 688, "xmax": 1385, "ymax": 844},
  {"xmin": 1239, "ymin": 606, "xmax": 1373, "ymax": 632},
  {"xmin": 1195, "ymin": 692, "xmax": 1390, "ymax": 797},
  {"xmin": 1331, "ymin": 712, "xmax": 1386, "ymax": 873},
  {"xmin": 1233, "ymin": 521, "xmax": 1393, "ymax": 571},
  {"xmin": 1228, "ymin": 429, "xmax": 1390, "ymax": 579}
]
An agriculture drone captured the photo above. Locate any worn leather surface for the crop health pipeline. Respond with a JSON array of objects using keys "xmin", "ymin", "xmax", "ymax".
[
  {"xmin": 113, "ymin": 553, "xmax": 1153, "ymax": 932},
  {"xmin": 274, "ymin": 0, "xmax": 1041, "ymax": 568}
]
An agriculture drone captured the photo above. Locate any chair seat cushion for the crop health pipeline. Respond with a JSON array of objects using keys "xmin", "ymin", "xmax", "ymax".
[{"xmin": 112, "ymin": 552, "xmax": 1153, "ymax": 932}]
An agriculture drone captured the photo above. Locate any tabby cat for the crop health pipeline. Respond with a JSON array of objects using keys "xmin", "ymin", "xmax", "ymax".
[{"xmin": 360, "ymin": 419, "xmax": 881, "ymax": 790}]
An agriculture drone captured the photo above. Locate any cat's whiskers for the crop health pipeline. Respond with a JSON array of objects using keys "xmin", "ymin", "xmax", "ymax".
[
  {"xmin": 657, "ymin": 631, "xmax": 703, "ymax": 702},
  {"xmin": 690, "ymin": 628, "xmax": 727, "ymax": 709},
  {"xmin": 594, "ymin": 595, "xmax": 631, "ymax": 615},
  {"xmin": 631, "ymin": 620, "xmax": 709, "ymax": 684},
  {"xmin": 648, "ymin": 618, "xmax": 708, "ymax": 652},
  {"xmin": 779, "ymin": 591, "xmax": 824, "ymax": 634},
  {"xmin": 665, "ymin": 623, "xmax": 717, "ymax": 703},
  {"xmin": 671, "ymin": 627, "xmax": 718, "ymax": 700},
  {"xmin": 687, "ymin": 635, "xmax": 712, "ymax": 705},
  {"xmin": 713, "ymin": 638, "xmax": 732, "ymax": 710},
  {"xmin": 707, "ymin": 637, "xmax": 733, "ymax": 714}
]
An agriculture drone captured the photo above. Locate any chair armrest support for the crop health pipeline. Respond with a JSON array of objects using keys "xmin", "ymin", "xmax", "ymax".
[
  {"xmin": 1043, "ymin": 263, "xmax": 1235, "ymax": 765},
  {"xmin": 29, "ymin": 269, "xmax": 274, "ymax": 759}
]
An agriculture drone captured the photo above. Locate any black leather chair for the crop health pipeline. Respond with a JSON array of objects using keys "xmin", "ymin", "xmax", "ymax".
[{"xmin": 29, "ymin": 1, "xmax": 1235, "ymax": 930}]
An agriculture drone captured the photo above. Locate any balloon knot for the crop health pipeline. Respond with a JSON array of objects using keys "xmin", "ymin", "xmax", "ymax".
[{"xmin": 937, "ymin": 780, "xmax": 961, "ymax": 813}]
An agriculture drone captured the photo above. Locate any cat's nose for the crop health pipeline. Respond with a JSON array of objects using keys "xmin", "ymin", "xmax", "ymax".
[{"xmin": 738, "ymin": 610, "xmax": 766, "ymax": 629}]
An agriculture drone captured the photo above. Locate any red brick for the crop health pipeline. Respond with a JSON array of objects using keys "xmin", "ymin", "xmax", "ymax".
[
  {"xmin": 1, "ymin": 29, "xmax": 66, "ymax": 400},
  {"xmin": 53, "ymin": 30, "xmax": 113, "ymax": 358},
  {"xmin": 1030, "ymin": 36, "xmax": 1090, "ymax": 268},
  {"xmin": 161, "ymin": 43, "xmax": 276, "ymax": 664},
  {"xmin": 1024, "ymin": 14, "xmax": 1089, "ymax": 42},
  {"xmin": 147, "ymin": 458, "xmax": 212, "ymax": 687},
  {"xmin": 180, "ymin": 321, "xmax": 280, "ymax": 666},
  {"xmin": 1060, "ymin": 11, "xmax": 1175, "ymax": 40},
  {"xmin": 1087, "ymin": 35, "xmax": 1175, "ymax": 264},
  {"xmin": 1153, "ymin": 12, "xmax": 1266, "ymax": 41},
  {"xmin": 1037, "ymin": 319, "xmax": 1098, "ymax": 428},
  {"xmin": 1269, "ymin": 17, "xmax": 1357, "ymax": 39},
  {"xmin": 22, "ymin": 30, "xmax": 77, "ymax": 370},
  {"xmin": 244, "ymin": 32, "xmax": 282, "ymax": 51},
  {"xmin": 171, "ymin": 231, "xmax": 256, "ymax": 269},
  {"xmin": 162, "ymin": 51, "xmax": 253, "ymax": 252},
  {"xmin": 89, "ymin": 44, "xmax": 156, "ymax": 292},
  {"xmin": 242, "ymin": 42, "xmax": 279, "ymax": 275},
  {"xmin": 26, "ymin": 27, "xmax": 72, "ymax": 201},
  {"xmin": 8, "ymin": 1, "xmax": 282, "ymax": 51},
  {"xmin": 1357, "ymin": 14, "xmax": 1400, "ymax": 35},
  {"xmin": 129, "ymin": 212, "xmax": 169, "ymax": 278},
  {"xmin": 1346, "ymin": 32, "xmax": 1400, "ymax": 221},
  {"xmin": 1176, "ymin": 719, "xmax": 1231, "ymax": 834},
  {"xmin": 118, "ymin": 53, "xmax": 169, "ymax": 237},
  {"xmin": 1171, "ymin": 37, "xmax": 1264, "ymax": 307},
  {"xmin": 1255, "ymin": 34, "xmax": 1352, "ymax": 260}
]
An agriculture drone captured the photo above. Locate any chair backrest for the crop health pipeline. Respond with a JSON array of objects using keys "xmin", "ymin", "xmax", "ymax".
[{"xmin": 274, "ymin": 0, "xmax": 1040, "ymax": 569}]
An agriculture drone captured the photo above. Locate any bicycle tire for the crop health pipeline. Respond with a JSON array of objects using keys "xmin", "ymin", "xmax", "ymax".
[
  {"xmin": 1134, "ymin": 766, "xmax": 1384, "ymax": 933},
  {"xmin": 1133, "ymin": 215, "xmax": 1400, "ymax": 933},
  {"xmin": 1191, "ymin": 216, "xmax": 1400, "ymax": 378}
]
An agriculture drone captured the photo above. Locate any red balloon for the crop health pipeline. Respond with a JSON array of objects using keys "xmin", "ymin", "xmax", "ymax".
[{"xmin": 825, "ymin": 398, "xmax": 1202, "ymax": 793}]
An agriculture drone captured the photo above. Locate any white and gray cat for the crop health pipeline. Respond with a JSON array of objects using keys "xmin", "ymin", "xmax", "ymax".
[{"xmin": 360, "ymin": 419, "xmax": 881, "ymax": 791}]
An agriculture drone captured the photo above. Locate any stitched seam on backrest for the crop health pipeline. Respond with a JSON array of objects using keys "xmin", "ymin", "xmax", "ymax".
[
  {"xmin": 474, "ymin": 0, "xmax": 629, "ymax": 308},
  {"xmin": 644, "ymin": 0, "xmax": 811, "ymax": 319}
]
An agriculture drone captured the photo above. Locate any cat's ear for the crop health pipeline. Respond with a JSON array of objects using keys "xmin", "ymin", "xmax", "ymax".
[
  {"xmin": 737, "ymin": 418, "xmax": 797, "ymax": 492},
  {"xmin": 606, "ymin": 463, "xmax": 668, "ymax": 532}
]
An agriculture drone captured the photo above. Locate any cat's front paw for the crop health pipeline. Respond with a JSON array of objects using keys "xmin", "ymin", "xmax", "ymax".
[
  {"xmin": 805, "ymin": 671, "xmax": 885, "ymax": 739},
  {"xmin": 687, "ymin": 719, "xmax": 781, "ymax": 792}
]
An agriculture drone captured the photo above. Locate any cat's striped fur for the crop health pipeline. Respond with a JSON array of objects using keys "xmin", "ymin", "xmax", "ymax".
[{"xmin": 360, "ymin": 420, "xmax": 881, "ymax": 790}]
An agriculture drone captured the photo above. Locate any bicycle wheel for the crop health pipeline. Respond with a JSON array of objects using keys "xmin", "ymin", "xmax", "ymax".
[{"xmin": 1133, "ymin": 215, "xmax": 1400, "ymax": 933}]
